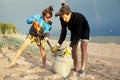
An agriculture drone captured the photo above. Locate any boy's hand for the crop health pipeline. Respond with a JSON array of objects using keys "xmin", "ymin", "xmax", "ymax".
[
  {"xmin": 32, "ymin": 20, "xmax": 40, "ymax": 31},
  {"xmin": 44, "ymin": 37, "xmax": 49, "ymax": 41}
]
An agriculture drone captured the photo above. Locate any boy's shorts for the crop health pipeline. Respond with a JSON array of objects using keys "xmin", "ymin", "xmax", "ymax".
[{"xmin": 26, "ymin": 34, "xmax": 45, "ymax": 46}]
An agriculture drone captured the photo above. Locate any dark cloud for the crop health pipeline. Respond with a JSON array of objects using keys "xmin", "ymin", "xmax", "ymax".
[{"xmin": 0, "ymin": 0, "xmax": 120, "ymax": 35}]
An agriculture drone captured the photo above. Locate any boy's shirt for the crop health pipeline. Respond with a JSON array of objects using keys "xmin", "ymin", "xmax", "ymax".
[{"xmin": 27, "ymin": 15, "xmax": 52, "ymax": 33}]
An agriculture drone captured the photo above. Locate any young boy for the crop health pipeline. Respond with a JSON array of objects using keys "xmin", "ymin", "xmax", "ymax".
[{"xmin": 9, "ymin": 6, "xmax": 54, "ymax": 68}]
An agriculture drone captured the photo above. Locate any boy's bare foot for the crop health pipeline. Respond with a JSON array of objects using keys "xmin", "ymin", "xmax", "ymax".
[
  {"xmin": 41, "ymin": 65, "xmax": 46, "ymax": 69},
  {"xmin": 7, "ymin": 61, "xmax": 17, "ymax": 68}
]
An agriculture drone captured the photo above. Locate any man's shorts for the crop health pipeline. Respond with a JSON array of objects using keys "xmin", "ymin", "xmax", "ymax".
[{"xmin": 80, "ymin": 30, "xmax": 90, "ymax": 41}]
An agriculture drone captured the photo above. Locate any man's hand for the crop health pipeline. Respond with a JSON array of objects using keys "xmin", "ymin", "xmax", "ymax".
[
  {"xmin": 51, "ymin": 43, "xmax": 60, "ymax": 52},
  {"xmin": 54, "ymin": 46, "xmax": 72, "ymax": 56}
]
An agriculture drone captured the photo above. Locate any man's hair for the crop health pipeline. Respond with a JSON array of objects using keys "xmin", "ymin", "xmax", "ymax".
[
  {"xmin": 42, "ymin": 6, "xmax": 54, "ymax": 17},
  {"xmin": 55, "ymin": 3, "xmax": 71, "ymax": 17}
]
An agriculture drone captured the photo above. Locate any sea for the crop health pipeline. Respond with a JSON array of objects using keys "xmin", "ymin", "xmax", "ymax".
[{"xmin": 50, "ymin": 36, "xmax": 120, "ymax": 44}]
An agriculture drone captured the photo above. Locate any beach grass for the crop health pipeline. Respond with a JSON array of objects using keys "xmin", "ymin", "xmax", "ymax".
[{"xmin": 0, "ymin": 34, "xmax": 40, "ymax": 55}]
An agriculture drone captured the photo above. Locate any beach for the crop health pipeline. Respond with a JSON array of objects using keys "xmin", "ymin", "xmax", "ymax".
[{"xmin": 0, "ymin": 35, "xmax": 120, "ymax": 80}]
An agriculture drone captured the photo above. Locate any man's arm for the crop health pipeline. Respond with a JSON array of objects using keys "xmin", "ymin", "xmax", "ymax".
[{"xmin": 58, "ymin": 17, "xmax": 67, "ymax": 45}]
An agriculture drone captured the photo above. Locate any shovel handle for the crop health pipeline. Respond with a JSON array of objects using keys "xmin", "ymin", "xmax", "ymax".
[{"xmin": 47, "ymin": 40, "xmax": 52, "ymax": 49}]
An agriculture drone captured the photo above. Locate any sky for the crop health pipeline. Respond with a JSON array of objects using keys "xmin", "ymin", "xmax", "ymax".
[{"xmin": 0, "ymin": 0, "xmax": 120, "ymax": 36}]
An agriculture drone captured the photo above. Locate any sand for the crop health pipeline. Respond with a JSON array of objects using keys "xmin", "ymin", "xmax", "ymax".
[{"xmin": 0, "ymin": 39, "xmax": 120, "ymax": 80}]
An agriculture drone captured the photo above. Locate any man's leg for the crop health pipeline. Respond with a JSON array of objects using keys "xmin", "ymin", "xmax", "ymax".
[
  {"xmin": 80, "ymin": 41, "xmax": 88, "ymax": 71},
  {"xmin": 72, "ymin": 42, "xmax": 79, "ymax": 71},
  {"xmin": 8, "ymin": 38, "xmax": 31, "ymax": 67}
]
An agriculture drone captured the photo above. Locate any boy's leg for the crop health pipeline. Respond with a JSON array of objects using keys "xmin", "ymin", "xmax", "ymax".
[
  {"xmin": 8, "ymin": 38, "xmax": 32, "ymax": 67},
  {"xmin": 38, "ymin": 40, "xmax": 46, "ymax": 68}
]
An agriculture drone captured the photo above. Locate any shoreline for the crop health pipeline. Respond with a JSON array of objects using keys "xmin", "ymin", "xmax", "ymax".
[{"xmin": 49, "ymin": 35, "xmax": 120, "ymax": 44}]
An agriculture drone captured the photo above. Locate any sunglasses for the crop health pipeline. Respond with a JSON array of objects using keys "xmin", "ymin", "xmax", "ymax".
[{"xmin": 44, "ymin": 16, "xmax": 51, "ymax": 19}]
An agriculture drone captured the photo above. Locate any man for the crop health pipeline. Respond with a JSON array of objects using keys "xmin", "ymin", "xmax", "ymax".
[{"xmin": 52, "ymin": 3, "xmax": 90, "ymax": 77}]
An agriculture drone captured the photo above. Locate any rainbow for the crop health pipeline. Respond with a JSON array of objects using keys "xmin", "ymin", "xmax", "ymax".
[{"xmin": 91, "ymin": 0, "xmax": 100, "ymax": 27}]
